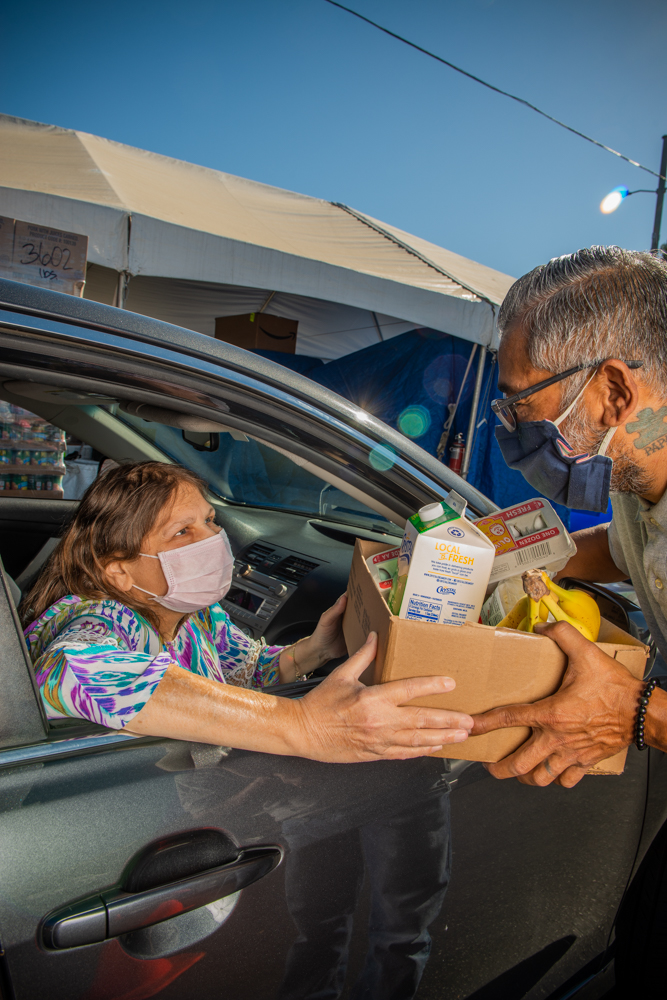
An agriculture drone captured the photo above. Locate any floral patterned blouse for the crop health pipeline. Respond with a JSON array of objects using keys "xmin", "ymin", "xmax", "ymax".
[{"xmin": 24, "ymin": 596, "xmax": 283, "ymax": 730}]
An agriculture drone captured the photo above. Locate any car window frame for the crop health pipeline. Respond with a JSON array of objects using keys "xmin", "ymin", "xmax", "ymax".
[{"xmin": 0, "ymin": 309, "xmax": 498, "ymax": 521}]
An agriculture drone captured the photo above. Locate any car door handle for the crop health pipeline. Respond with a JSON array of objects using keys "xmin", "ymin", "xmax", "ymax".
[{"xmin": 42, "ymin": 846, "xmax": 281, "ymax": 950}]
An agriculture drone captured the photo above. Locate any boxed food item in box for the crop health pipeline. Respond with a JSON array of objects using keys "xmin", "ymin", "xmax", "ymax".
[
  {"xmin": 481, "ymin": 575, "xmax": 527, "ymax": 627},
  {"xmin": 475, "ymin": 499, "xmax": 576, "ymax": 584},
  {"xmin": 388, "ymin": 501, "xmax": 495, "ymax": 626},
  {"xmin": 344, "ymin": 538, "xmax": 649, "ymax": 773},
  {"xmin": 366, "ymin": 547, "xmax": 400, "ymax": 601}
]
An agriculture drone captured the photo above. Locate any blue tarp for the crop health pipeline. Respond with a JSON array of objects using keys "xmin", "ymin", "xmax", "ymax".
[{"xmin": 253, "ymin": 331, "xmax": 610, "ymax": 530}]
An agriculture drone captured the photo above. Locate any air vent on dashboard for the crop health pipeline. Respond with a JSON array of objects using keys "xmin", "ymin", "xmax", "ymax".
[
  {"xmin": 274, "ymin": 555, "xmax": 318, "ymax": 584},
  {"xmin": 244, "ymin": 542, "xmax": 276, "ymax": 567}
]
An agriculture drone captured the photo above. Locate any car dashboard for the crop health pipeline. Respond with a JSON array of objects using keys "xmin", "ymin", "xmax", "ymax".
[{"xmin": 197, "ymin": 500, "xmax": 400, "ymax": 646}]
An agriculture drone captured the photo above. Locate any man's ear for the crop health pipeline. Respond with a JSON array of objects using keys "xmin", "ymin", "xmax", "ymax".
[
  {"xmin": 599, "ymin": 361, "xmax": 640, "ymax": 426},
  {"xmin": 104, "ymin": 559, "xmax": 135, "ymax": 594}
]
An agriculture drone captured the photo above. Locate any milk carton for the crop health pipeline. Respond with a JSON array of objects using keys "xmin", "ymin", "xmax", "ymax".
[{"xmin": 388, "ymin": 501, "xmax": 496, "ymax": 625}]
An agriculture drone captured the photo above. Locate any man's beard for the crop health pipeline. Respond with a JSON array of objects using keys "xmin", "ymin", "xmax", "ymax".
[{"xmin": 560, "ymin": 399, "xmax": 656, "ymax": 497}]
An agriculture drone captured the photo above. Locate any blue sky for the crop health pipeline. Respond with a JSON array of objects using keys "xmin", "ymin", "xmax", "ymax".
[{"xmin": 3, "ymin": 0, "xmax": 666, "ymax": 279}]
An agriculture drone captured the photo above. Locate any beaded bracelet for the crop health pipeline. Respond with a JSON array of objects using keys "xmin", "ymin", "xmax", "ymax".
[{"xmin": 636, "ymin": 677, "xmax": 659, "ymax": 751}]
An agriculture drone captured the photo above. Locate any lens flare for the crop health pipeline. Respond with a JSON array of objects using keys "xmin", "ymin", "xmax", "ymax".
[
  {"xmin": 600, "ymin": 186, "xmax": 629, "ymax": 214},
  {"xmin": 423, "ymin": 356, "xmax": 452, "ymax": 404},
  {"xmin": 369, "ymin": 444, "xmax": 397, "ymax": 471},
  {"xmin": 355, "ymin": 409, "xmax": 372, "ymax": 424},
  {"xmin": 398, "ymin": 405, "xmax": 431, "ymax": 439}
]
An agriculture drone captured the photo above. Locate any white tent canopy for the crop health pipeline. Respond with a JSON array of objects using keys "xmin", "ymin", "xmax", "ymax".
[{"xmin": 0, "ymin": 114, "xmax": 514, "ymax": 359}]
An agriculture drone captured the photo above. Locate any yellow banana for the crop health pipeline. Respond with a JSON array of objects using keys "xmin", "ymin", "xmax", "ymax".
[
  {"xmin": 541, "ymin": 573, "xmax": 601, "ymax": 641},
  {"xmin": 527, "ymin": 598, "xmax": 541, "ymax": 632},
  {"xmin": 497, "ymin": 596, "xmax": 528, "ymax": 629},
  {"xmin": 541, "ymin": 593, "xmax": 594, "ymax": 641},
  {"xmin": 498, "ymin": 596, "xmax": 548, "ymax": 630}
]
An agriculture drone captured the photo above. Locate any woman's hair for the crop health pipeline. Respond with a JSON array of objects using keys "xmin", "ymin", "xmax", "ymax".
[{"xmin": 19, "ymin": 461, "xmax": 208, "ymax": 630}]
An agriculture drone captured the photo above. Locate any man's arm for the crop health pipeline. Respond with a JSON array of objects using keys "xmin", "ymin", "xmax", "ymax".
[
  {"xmin": 472, "ymin": 621, "xmax": 667, "ymax": 787},
  {"xmin": 554, "ymin": 524, "xmax": 627, "ymax": 583}
]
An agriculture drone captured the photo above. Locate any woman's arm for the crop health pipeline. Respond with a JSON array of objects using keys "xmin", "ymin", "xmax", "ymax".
[
  {"xmin": 126, "ymin": 633, "xmax": 475, "ymax": 763},
  {"xmin": 212, "ymin": 596, "xmax": 349, "ymax": 687},
  {"xmin": 31, "ymin": 613, "xmax": 172, "ymax": 727},
  {"xmin": 278, "ymin": 594, "xmax": 349, "ymax": 681}
]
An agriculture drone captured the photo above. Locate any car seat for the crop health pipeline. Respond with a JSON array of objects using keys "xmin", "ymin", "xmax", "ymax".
[{"xmin": 5, "ymin": 573, "xmax": 20, "ymax": 609}]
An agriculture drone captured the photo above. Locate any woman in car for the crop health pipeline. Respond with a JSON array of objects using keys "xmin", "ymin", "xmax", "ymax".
[{"xmin": 19, "ymin": 461, "xmax": 472, "ymax": 761}]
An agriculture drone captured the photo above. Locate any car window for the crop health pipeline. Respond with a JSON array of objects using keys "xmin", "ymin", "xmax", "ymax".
[
  {"xmin": 0, "ymin": 390, "xmax": 400, "ymax": 533},
  {"xmin": 0, "ymin": 401, "xmax": 122, "ymax": 501},
  {"xmin": 0, "ymin": 402, "xmax": 68, "ymax": 497},
  {"xmin": 115, "ymin": 408, "xmax": 399, "ymax": 533}
]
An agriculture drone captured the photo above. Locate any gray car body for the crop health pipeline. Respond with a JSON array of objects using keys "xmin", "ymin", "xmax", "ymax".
[{"xmin": 0, "ymin": 277, "xmax": 664, "ymax": 1000}]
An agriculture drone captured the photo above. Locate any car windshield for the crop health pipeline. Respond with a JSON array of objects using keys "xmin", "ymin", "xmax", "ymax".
[{"xmin": 116, "ymin": 409, "xmax": 400, "ymax": 534}]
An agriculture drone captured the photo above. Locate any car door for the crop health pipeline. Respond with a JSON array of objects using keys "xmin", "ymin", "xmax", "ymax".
[
  {"xmin": 0, "ymin": 575, "xmax": 656, "ymax": 1000},
  {"xmin": 0, "ymin": 282, "xmax": 659, "ymax": 999},
  {"xmin": 0, "ymin": 558, "xmax": 457, "ymax": 1000}
]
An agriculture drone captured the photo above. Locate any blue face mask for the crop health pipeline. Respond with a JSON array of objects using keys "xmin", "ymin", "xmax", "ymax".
[{"xmin": 495, "ymin": 378, "xmax": 617, "ymax": 513}]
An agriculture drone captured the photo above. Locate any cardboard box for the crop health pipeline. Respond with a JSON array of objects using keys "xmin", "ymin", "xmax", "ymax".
[
  {"xmin": 0, "ymin": 216, "xmax": 88, "ymax": 296},
  {"xmin": 214, "ymin": 313, "xmax": 298, "ymax": 353},
  {"xmin": 344, "ymin": 539, "xmax": 649, "ymax": 774}
]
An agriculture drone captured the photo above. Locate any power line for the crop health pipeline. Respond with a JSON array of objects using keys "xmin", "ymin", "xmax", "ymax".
[{"xmin": 323, "ymin": 0, "xmax": 665, "ymax": 182}]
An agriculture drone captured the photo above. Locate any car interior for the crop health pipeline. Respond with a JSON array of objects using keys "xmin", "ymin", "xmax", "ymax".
[{"xmin": 0, "ymin": 373, "xmax": 412, "ymax": 737}]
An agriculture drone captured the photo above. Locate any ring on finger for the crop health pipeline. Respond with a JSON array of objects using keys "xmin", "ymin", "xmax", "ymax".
[{"xmin": 544, "ymin": 757, "xmax": 553, "ymax": 777}]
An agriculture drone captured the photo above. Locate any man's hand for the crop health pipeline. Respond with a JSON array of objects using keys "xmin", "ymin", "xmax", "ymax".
[{"xmin": 472, "ymin": 621, "xmax": 643, "ymax": 787}]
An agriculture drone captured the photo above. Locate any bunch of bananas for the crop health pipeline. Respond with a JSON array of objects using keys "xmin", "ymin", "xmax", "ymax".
[{"xmin": 496, "ymin": 570, "xmax": 601, "ymax": 641}]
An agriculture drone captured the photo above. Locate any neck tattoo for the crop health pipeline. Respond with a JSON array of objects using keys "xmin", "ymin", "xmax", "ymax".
[{"xmin": 626, "ymin": 407, "xmax": 667, "ymax": 456}]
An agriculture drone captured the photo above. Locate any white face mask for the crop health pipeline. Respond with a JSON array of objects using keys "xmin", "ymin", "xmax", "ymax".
[
  {"xmin": 552, "ymin": 370, "xmax": 617, "ymax": 457},
  {"xmin": 133, "ymin": 531, "xmax": 234, "ymax": 613}
]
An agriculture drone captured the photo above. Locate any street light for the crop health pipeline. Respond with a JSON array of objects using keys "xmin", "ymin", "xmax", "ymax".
[
  {"xmin": 600, "ymin": 134, "xmax": 667, "ymax": 250},
  {"xmin": 600, "ymin": 186, "xmax": 630, "ymax": 214}
]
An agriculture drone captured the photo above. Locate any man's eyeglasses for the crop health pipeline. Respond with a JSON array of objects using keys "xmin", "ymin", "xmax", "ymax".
[{"xmin": 491, "ymin": 359, "xmax": 644, "ymax": 432}]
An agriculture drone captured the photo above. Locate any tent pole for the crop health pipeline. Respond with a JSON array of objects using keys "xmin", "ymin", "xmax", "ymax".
[
  {"xmin": 116, "ymin": 271, "xmax": 126, "ymax": 309},
  {"xmin": 116, "ymin": 213, "xmax": 132, "ymax": 309},
  {"xmin": 259, "ymin": 291, "xmax": 276, "ymax": 313},
  {"xmin": 461, "ymin": 345, "xmax": 486, "ymax": 480},
  {"xmin": 436, "ymin": 343, "xmax": 477, "ymax": 460},
  {"xmin": 371, "ymin": 312, "xmax": 384, "ymax": 341}
]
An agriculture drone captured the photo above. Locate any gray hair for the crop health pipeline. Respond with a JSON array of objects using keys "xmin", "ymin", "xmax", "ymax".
[{"xmin": 499, "ymin": 246, "xmax": 667, "ymax": 404}]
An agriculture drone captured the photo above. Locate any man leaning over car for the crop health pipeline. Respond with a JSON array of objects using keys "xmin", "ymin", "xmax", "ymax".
[{"xmin": 472, "ymin": 246, "xmax": 667, "ymax": 787}]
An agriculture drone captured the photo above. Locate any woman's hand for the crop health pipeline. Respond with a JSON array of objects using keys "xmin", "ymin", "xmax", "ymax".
[
  {"xmin": 291, "ymin": 632, "xmax": 474, "ymax": 762},
  {"xmin": 280, "ymin": 594, "xmax": 348, "ymax": 680},
  {"xmin": 128, "ymin": 631, "xmax": 473, "ymax": 762}
]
